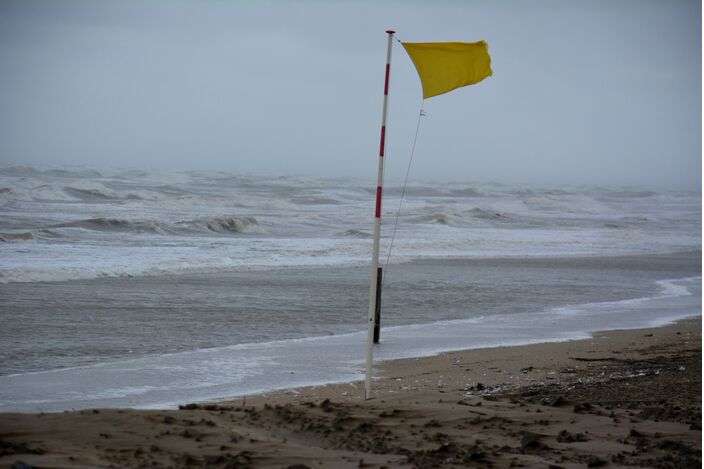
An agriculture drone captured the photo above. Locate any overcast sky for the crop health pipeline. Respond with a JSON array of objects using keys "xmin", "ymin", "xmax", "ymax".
[{"xmin": 0, "ymin": 0, "xmax": 700, "ymax": 188}]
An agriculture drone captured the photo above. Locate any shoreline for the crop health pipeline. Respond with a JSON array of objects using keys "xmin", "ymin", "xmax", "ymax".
[
  {"xmin": 0, "ymin": 289, "xmax": 699, "ymax": 413},
  {"xmin": 1, "ymin": 317, "xmax": 700, "ymax": 468},
  {"xmin": 227, "ymin": 315, "xmax": 702, "ymax": 406}
]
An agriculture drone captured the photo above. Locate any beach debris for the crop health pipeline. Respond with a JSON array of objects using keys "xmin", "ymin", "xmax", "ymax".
[
  {"xmin": 463, "ymin": 382, "xmax": 507, "ymax": 398},
  {"xmin": 456, "ymin": 398, "xmax": 483, "ymax": 407},
  {"xmin": 556, "ymin": 429, "xmax": 589, "ymax": 442},
  {"xmin": 319, "ymin": 398, "xmax": 335, "ymax": 412},
  {"xmin": 0, "ymin": 440, "xmax": 45, "ymax": 456},
  {"xmin": 542, "ymin": 395, "xmax": 569, "ymax": 407},
  {"xmin": 519, "ymin": 431, "xmax": 547, "ymax": 450},
  {"xmin": 573, "ymin": 402, "xmax": 593, "ymax": 413},
  {"xmin": 584, "ymin": 455, "xmax": 608, "ymax": 467}
]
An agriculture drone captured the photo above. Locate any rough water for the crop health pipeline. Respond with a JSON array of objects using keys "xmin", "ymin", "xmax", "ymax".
[
  {"xmin": 0, "ymin": 166, "xmax": 700, "ymax": 411},
  {"xmin": 0, "ymin": 166, "xmax": 699, "ymax": 283}
]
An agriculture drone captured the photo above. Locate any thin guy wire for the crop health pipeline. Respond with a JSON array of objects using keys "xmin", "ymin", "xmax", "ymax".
[{"xmin": 382, "ymin": 99, "xmax": 425, "ymax": 285}]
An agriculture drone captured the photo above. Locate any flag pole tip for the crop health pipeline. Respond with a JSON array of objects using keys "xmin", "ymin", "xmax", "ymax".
[{"xmin": 385, "ymin": 30, "xmax": 395, "ymax": 34}]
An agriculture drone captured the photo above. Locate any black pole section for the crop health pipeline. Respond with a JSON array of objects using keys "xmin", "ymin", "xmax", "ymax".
[{"xmin": 373, "ymin": 267, "xmax": 382, "ymax": 343}]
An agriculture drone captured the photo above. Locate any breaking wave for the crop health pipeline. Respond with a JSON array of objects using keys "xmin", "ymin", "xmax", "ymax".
[
  {"xmin": 63, "ymin": 187, "xmax": 119, "ymax": 201},
  {"xmin": 63, "ymin": 187, "xmax": 143, "ymax": 202},
  {"xmin": 0, "ymin": 232, "xmax": 33, "ymax": 242},
  {"xmin": 467, "ymin": 207, "xmax": 514, "ymax": 221},
  {"xmin": 411, "ymin": 213, "xmax": 456, "ymax": 226},
  {"xmin": 450, "ymin": 187, "xmax": 485, "ymax": 197},
  {"xmin": 53, "ymin": 218, "xmax": 167, "ymax": 234},
  {"xmin": 203, "ymin": 217, "xmax": 261, "ymax": 234},
  {"xmin": 48, "ymin": 216, "xmax": 263, "ymax": 236},
  {"xmin": 0, "ymin": 166, "xmax": 103, "ymax": 179},
  {"xmin": 337, "ymin": 229, "xmax": 372, "ymax": 238}
]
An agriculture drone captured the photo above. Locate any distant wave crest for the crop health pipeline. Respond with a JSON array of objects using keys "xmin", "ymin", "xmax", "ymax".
[
  {"xmin": 337, "ymin": 229, "xmax": 372, "ymax": 238},
  {"xmin": 411, "ymin": 213, "xmax": 455, "ymax": 226},
  {"xmin": 467, "ymin": 207, "xmax": 513, "ymax": 221},
  {"xmin": 54, "ymin": 218, "xmax": 166, "ymax": 234},
  {"xmin": 204, "ymin": 216, "xmax": 260, "ymax": 234},
  {"xmin": 0, "ymin": 232, "xmax": 33, "ymax": 242},
  {"xmin": 63, "ymin": 187, "xmax": 143, "ymax": 202},
  {"xmin": 48, "ymin": 216, "xmax": 262, "ymax": 236}
]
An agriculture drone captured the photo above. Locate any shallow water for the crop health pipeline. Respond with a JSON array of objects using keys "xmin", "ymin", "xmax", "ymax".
[{"xmin": 0, "ymin": 252, "xmax": 700, "ymax": 412}]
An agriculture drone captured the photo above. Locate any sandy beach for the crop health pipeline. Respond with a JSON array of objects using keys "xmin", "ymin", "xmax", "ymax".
[
  {"xmin": 1, "ymin": 0, "xmax": 700, "ymax": 467},
  {"xmin": 0, "ymin": 316, "xmax": 700, "ymax": 468}
]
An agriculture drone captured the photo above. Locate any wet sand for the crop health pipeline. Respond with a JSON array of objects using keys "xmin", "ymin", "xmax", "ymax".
[{"xmin": 1, "ymin": 317, "xmax": 700, "ymax": 468}]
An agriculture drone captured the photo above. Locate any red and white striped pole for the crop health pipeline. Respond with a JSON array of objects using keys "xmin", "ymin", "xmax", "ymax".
[{"xmin": 365, "ymin": 29, "xmax": 395, "ymax": 400}]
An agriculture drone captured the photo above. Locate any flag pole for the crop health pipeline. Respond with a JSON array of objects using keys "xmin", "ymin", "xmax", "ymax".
[{"xmin": 365, "ymin": 29, "xmax": 395, "ymax": 400}]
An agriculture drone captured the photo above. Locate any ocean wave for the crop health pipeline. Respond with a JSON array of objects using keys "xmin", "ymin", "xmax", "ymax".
[
  {"xmin": 53, "ymin": 218, "xmax": 168, "ymax": 234},
  {"xmin": 63, "ymin": 187, "xmax": 120, "ymax": 201},
  {"xmin": 449, "ymin": 187, "xmax": 485, "ymax": 197},
  {"xmin": 411, "ymin": 213, "xmax": 456, "ymax": 226},
  {"xmin": 204, "ymin": 216, "xmax": 261, "ymax": 234},
  {"xmin": 0, "ymin": 188, "xmax": 16, "ymax": 207},
  {"xmin": 57, "ymin": 218, "xmax": 120, "ymax": 231},
  {"xmin": 409, "ymin": 206, "xmax": 517, "ymax": 226},
  {"xmin": 467, "ymin": 207, "xmax": 514, "ymax": 221},
  {"xmin": 0, "ymin": 232, "xmax": 33, "ymax": 242},
  {"xmin": 1, "ymin": 182, "xmax": 144, "ymax": 203},
  {"xmin": 152, "ymin": 184, "xmax": 193, "ymax": 197},
  {"xmin": 36, "ymin": 229, "xmax": 64, "ymax": 239},
  {"xmin": 0, "ymin": 166, "xmax": 103, "ymax": 179},
  {"xmin": 45, "ymin": 216, "xmax": 263, "ymax": 236},
  {"xmin": 602, "ymin": 189, "xmax": 656, "ymax": 199},
  {"xmin": 521, "ymin": 194, "xmax": 606, "ymax": 214},
  {"xmin": 337, "ymin": 229, "xmax": 372, "ymax": 238},
  {"xmin": 290, "ymin": 195, "xmax": 342, "ymax": 205},
  {"xmin": 0, "ymin": 174, "xmax": 183, "ymax": 204},
  {"xmin": 384, "ymin": 186, "xmax": 449, "ymax": 197},
  {"xmin": 513, "ymin": 187, "xmax": 577, "ymax": 196},
  {"xmin": 15, "ymin": 184, "xmax": 77, "ymax": 202}
]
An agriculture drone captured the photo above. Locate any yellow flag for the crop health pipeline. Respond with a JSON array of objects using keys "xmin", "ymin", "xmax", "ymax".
[{"xmin": 402, "ymin": 41, "xmax": 492, "ymax": 99}]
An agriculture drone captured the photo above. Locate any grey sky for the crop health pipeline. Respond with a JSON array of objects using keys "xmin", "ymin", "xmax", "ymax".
[{"xmin": 0, "ymin": 0, "xmax": 700, "ymax": 188}]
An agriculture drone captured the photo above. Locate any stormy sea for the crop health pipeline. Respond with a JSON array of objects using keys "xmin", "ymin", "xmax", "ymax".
[{"xmin": 0, "ymin": 166, "xmax": 700, "ymax": 412}]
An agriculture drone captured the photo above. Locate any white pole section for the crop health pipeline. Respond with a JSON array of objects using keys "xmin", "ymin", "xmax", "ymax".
[{"xmin": 365, "ymin": 29, "xmax": 395, "ymax": 400}]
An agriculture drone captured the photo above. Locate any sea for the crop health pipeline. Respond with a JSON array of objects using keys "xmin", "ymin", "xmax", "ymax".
[{"xmin": 0, "ymin": 166, "xmax": 700, "ymax": 412}]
